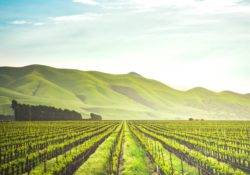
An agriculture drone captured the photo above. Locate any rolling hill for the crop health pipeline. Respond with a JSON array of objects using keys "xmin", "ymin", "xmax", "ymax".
[{"xmin": 0, "ymin": 64, "xmax": 249, "ymax": 120}]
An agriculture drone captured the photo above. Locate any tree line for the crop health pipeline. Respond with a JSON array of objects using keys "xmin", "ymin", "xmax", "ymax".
[
  {"xmin": 90, "ymin": 113, "xmax": 102, "ymax": 120},
  {"xmin": 0, "ymin": 114, "xmax": 14, "ymax": 121},
  {"xmin": 11, "ymin": 100, "xmax": 82, "ymax": 121}
]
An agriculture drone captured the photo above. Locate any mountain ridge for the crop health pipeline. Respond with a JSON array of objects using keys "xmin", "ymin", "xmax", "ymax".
[
  {"xmin": 2, "ymin": 64, "xmax": 248, "ymax": 94},
  {"xmin": 0, "ymin": 64, "xmax": 249, "ymax": 120}
]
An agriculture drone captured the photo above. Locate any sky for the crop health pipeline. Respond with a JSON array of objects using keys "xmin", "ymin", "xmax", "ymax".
[{"xmin": 0, "ymin": 0, "xmax": 250, "ymax": 93}]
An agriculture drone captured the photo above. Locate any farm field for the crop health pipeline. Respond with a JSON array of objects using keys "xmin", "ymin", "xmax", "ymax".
[{"xmin": 0, "ymin": 120, "xmax": 249, "ymax": 175}]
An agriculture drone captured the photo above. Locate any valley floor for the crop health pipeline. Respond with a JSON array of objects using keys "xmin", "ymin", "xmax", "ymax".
[{"xmin": 0, "ymin": 120, "xmax": 249, "ymax": 175}]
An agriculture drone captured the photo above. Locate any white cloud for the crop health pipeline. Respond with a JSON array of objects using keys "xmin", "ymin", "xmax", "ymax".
[
  {"xmin": 11, "ymin": 20, "xmax": 45, "ymax": 26},
  {"xmin": 73, "ymin": 0, "xmax": 98, "ymax": 5},
  {"xmin": 34, "ymin": 22, "xmax": 44, "ymax": 26},
  {"xmin": 133, "ymin": 0, "xmax": 250, "ymax": 14},
  {"xmin": 11, "ymin": 20, "xmax": 31, "ymax": 25},
  {"xmin": 133, "ymin": 0, "xmax": 196, "ymax": 8},
  {"xmin": 192, "ymin": 0, "xmax": 250, "ymax": 14},
  {"xmin": 50, "ymin": 13, "xmax": 101, "ymax": 23}
]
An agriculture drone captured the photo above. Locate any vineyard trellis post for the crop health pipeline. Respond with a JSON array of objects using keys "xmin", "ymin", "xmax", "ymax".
[
  {"xmin": 181, "ymin": 157, "xmax": 184, "ymax": 175},
  {"xmin": 43, "ymin": 159, "xmax": 47, "ymax": 173},
  {"xmin": 169, "ymin": 152, "xmax": 174, "ymax": 175}
]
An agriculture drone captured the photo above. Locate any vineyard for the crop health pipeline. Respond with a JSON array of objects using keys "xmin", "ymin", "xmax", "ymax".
[{"xmin": 0, "ymin": 120, "xmax": 249, "ymax": 175}]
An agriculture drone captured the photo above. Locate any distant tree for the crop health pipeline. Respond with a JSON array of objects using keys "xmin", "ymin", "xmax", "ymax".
[
  {"xmin": 0, "ymin": 114, "xmax": 14, "ymax": 121},
  {"xmin": 188, "ymin": 118, "xmax": 194, "ymax": 121},
  {"xmin": 11, "ymin": 100, "xmax": 19, "ymax": 120},
  {"xmin": 11, "ymin": 100, "xmax": 18, "ymax": 110},
  {"xmin": 11, "ymin": 100, "xmax": 82, "ymax": 121},
  {"xmin": 90, "ymin": 113, "xmax": 102, "ymax": 120}
]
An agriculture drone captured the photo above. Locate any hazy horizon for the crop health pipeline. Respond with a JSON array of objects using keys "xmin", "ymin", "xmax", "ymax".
[{"xmin": 0, "ymin": 0, "xmax": 250, "ymax": 93}]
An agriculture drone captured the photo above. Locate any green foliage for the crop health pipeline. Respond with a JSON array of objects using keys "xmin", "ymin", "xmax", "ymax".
[
  {"xmin": 0, "ymin": 64, "xmax": 250, "ymax": 119},
  {"xmin": 0, "ymin": 121, "xmax": 249, "ymax": 175},
  {"xmin": 122, "ymin": 123, "xmax": 151, "ymax": 175},
  {"xmin": 0, "ymin": 121, "xmax": 119, "ymax": 174},
  {"xmin": 74, "ymin": 124, "xmax": 122, "ymax": 175},
  {"xmin": 129, "ymin": 124, "xmax": 199, "ymax": 175},
  {"xmin": 129, "ymin": 121, "xmax": 249, "ymax": 175}
]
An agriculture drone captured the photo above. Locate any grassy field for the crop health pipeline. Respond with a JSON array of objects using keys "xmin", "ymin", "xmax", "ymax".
[
  {"xmin": 0, "ymin": 120, "xmax": 249, "ymax": 175},
  {"xmin": 121, "ymin": 123, "xmax": 154, "ymax": 175},
  {"xmin": 74, "ymin": 124, "xmax": 122, "ymax": 175},
  {"xmin": 1, "ymin": 65, "xmax": 250, "ymax": 120}
]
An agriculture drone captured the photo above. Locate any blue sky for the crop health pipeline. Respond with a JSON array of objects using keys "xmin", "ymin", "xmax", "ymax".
[{"xmin": 0, "ymin": 0, "xmax": 250, "ymax": 93}]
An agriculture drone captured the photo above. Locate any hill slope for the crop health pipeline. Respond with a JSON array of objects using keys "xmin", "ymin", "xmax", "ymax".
[{"xmin": 0, "ymin": 65, "xmax": 249, "ymax": 120}]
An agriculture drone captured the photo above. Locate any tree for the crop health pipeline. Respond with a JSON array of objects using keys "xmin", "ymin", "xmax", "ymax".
[
  {"xmin": 90, "ymin": 113, "xmax": 102, "ymax": 120},
  {"xmin": 11, "ymin": 100, "xmax": 18, "ymax": 110},
  {"xmin": 11, "ymin": 100, "xmax": 82, "ymax": 121}
]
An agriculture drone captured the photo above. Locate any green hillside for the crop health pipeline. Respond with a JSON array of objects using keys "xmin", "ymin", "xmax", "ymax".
[{"xmin": 0, "ymin": 65, "xmax": 249, "ymax": 120}]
